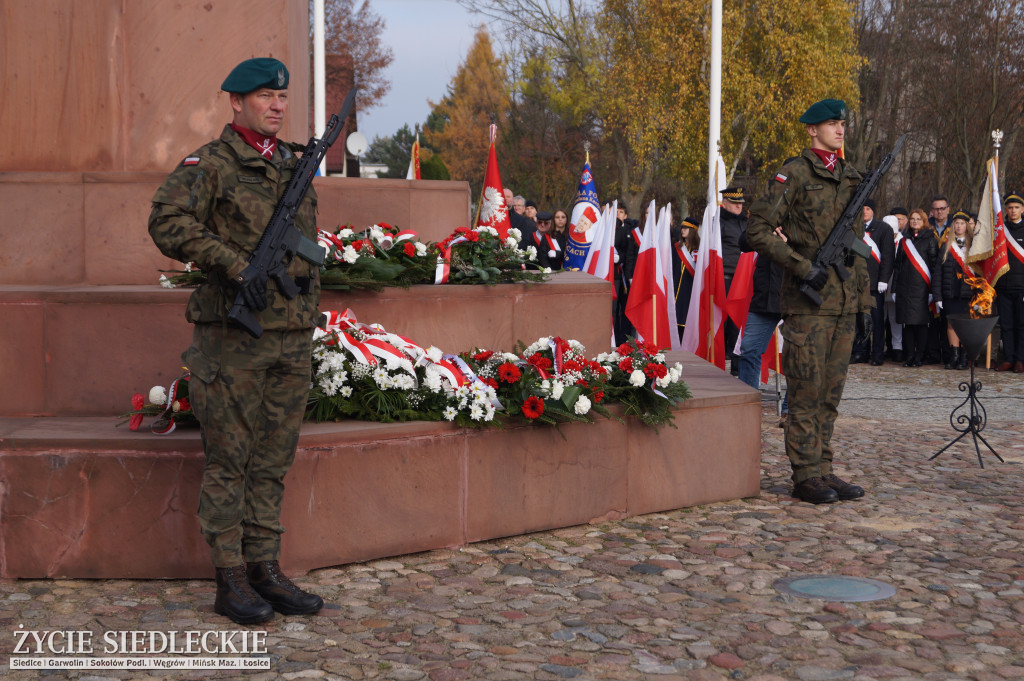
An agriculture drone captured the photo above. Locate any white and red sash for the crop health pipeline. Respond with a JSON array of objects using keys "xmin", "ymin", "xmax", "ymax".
[
  {"xmin": 948, "ymin": 241, "xmax": 973, "ymax": 278},
  {"xmin": 533, "ymin": 231, "xmax": 561, "ymax": 256},
  {"xmin": 1007, "ymin": 232, "xmax": 1024, "ymax": 265},
  {"xmin": 863, "ymin": 231, "xmax": 881, "ymax": 265},
  {"xmin": 631, "ymin": 227, "xmax": 642, "ymax": 247},
  {"xmin": 675, "ymin": 243, "xmax": 696, "ymax": 276},
  {"xmin": 903, "ymin": 237, "xmax": 931, "ymax": 285}
]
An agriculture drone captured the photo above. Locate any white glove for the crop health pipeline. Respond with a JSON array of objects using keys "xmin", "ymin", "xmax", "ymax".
[
  {"xmin": 936, "ymin": 300, "xmax": 943, "ymax": 312},
  {"xmin": 877, "ymin": 281, "xmax": 888, "ymax": 294},
  {"xmin": 928, "ymin": 294, "xmax": 934, "ymax": 306}
]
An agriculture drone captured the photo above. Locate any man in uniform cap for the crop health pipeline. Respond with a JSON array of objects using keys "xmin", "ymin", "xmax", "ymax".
[
  {"xmin": 746, "ymin": 98, "xmax": 873, "ymax": 504},
  {"xmin": 995, "ymin": 192, "xmax": 1024, "ymax": 372},
  {"xmin": 719, "ymin": 186, "xmax": 748, "ymax": 375},
  {"xmin": 149, "ymin": 57, "xmax": 324, "ymax": 624}
]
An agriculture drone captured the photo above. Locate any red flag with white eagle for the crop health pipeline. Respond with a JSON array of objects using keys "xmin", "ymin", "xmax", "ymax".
[
  {"xmin": 968, "ymin": 157, "xmax": 1010, "ymax": 286},
  {"xmin": 681, "ymin": 156, "xmax": 728, "ymax": 370},
  {"xmin": 474, "ymin": 124, "xmax": 511, "ymax": 240},
  {"xmin": 624, "ymin": 201, "xmax": 679, "ymax": 351}
]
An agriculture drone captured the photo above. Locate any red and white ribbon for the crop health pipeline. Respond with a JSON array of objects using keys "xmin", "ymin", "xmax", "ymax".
[
  {"xmin": 1007, "ymin": 231, "xmax": 1024, "ymax": 265},
  {"xmin": 676, "ymin": 243, "xmax": 696, "ymax": 276},
  {"xmin": 949, "ymin": 242, "xmax": 973, "ymax": 278},
  {"xmin": 434, "ymin": 235, "xmax": 469, "ymax": 284},
  {"xmin": 863, "ymin": 232, "xmax": 881, "ymax": 265},
  {"xmin": 903, "ymin": 238, "xmax": 931, "ymax": 285}
]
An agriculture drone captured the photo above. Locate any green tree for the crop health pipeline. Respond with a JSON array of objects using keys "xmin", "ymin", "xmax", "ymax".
[{"xmin": 426, "ymin": 26, "xmax": 510, "ymax": 200}]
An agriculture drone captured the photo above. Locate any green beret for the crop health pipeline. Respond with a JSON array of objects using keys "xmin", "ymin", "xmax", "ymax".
[
  {"xmin": 1004, "ymin": 192, "xmax": 1024, "ymax": 206},
  {"xmin": 221, "ymin": 58, "xmax": 289, "ymax": 94},
  {"xmin": 799, "ymin": 98, "xmax": 847, "ymax": 124}
]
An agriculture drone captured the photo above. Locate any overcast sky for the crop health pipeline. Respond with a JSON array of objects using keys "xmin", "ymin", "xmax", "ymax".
[{"xmin": 357, "ymin": 0, "xmax": 487, "ymax": 143}]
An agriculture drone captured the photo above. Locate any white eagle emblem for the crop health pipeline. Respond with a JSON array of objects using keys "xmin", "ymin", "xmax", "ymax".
[{"xmin": 478, "ymin": 187, "xmax": 508, "ymax": 225}]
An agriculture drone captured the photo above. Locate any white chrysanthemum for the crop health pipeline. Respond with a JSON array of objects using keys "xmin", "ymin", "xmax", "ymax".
[
  {"xmin": 443, "ymin": 406, "xmax": 458, "ymax": 421},
  {"xmin": 551, "ymin": 381, "xmax": 564, "ymax": 400},
  {"xmin": 320, "ymin": 379, "xmax": 338, "ymax": 396},
  {"xmin": 629, "ymin": 370, "xmax": 646, "ymax": 387},
  {"xmin": 342, "ymin": 245, "xmax": 359, "ymax": 264},
  {"xmin": 148, "ymin": 386, "xmax": 167, "ymax": 405},
  {"xmin": 415, "ymin": 242, "xmax": 428, "ymax": 256},
  {"xmin": 502, "ymin": 352, "xmax": 519, "ymax": 362},
  {"xmin": 574, "ymin": 395, "xmax": 591, "ymax": 415},
  {"xmin": 470, "ymin": 404, "xmax": 485, "ymax": 421},
  {"xmin": 340, "ymin": 386, "xmax": 353, "ymax": 397},
  {"xmin": 338, "ymin": 228, "xmax": 354, "ymax": 238},
  {"xmin": 484, "ymin": 405, "xmax": 496, "ymax": 421},
  {"xmin": 372, "ymin": 367, "xmax": 389, "ymax": 385},
  {"xmin": 455, "ymin": 385, "xmax": 471, "ymax": 398},
  {"xmin": 159, "ymin": 274, "xmax": 174, "ymax": 289},
  {"xmin": 424, "ymin": 368, "xmax": 443, "ymax": 393},
  {"xmin": 508, "ymin": 227, "xmax": 522, "ymax": 241}
]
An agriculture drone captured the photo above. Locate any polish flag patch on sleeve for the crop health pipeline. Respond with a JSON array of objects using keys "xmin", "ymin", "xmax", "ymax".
[
  {"xmin": 182, "ymin": 157, "xmax": 201, "ymax": 166},
  {"xmin": 774, "ymin": 172, "xmax": 787, "ymax": 183}
]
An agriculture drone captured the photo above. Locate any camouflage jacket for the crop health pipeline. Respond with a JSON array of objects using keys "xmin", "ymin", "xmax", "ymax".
[
  {"xmin": 148, "ymin": 125, "xmax": 321, "ymax": 331},
  {"xmin": 746, "ymin": 149, "xmax": 873, "ymax": 316}
]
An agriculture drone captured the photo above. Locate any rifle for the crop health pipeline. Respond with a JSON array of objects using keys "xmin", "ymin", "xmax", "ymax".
[
  {"xmin": 228, "ymin": 86, "xmax": 359, "ymax": 338},
  {"xmin": 799, "ymin": 133, "xmax": 907, "ymax": 306}
]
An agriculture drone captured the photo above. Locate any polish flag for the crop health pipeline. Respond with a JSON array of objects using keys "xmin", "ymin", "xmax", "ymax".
[
  {"xmin": 624, "ymin": 201, "xmax": 679, "ymax": 350},
  {"xmin": 760, "ymin": 323, "xmax": 785, "ymax": 384},
  {"xmin": 474, "ymin": 124, "xmax": 511, "ymax": 240},
  {"xmin": 405, "ymin": 134, "xmax": 421, "ymax": 180},
  {"xmin": 681, "ymin": 156, "xmax": 728, "ymax": 370},
  {"xmin": 582, "ymin": 201, "xmax": 618, "ymax": 299}
]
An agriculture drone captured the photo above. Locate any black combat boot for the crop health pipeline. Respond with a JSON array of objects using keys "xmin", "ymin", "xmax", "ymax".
[
  {"xmin": 944, "ymin": 347, "xmax": 959, "ymax": 370},
  {"xmin": 214, "ymin": 565, "xmax": 274, "ymax": 624},
  {"xmin": 822, "ymin": 473, "xmax": 865, "ymax": 500},
  {"xmin": 957, "ymin": 349, "xmax": 969, "ymax": 370},
  {"xmin": 247, "ymin": 560, "xmax": 324, "ymax": 615},
  {"xmin": 792, "ymin": 477, "xmax": 839, "ymax": 504}
]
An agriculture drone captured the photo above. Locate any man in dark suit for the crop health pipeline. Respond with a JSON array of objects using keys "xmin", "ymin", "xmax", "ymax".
[{"xmin": 851, "ymin": 198, "xmax": 895, "ymax": 364}]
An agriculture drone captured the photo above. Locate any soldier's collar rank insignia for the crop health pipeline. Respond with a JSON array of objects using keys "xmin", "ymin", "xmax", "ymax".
[{"xmin": 183, "ymin": 156, "xmax": 200, "ymax": 166}]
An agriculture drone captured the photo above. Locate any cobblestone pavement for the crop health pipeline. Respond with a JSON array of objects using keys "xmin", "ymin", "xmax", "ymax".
[{"xmin": 3, "ymin": 363, "xmax": 1023, "ymax": 681}]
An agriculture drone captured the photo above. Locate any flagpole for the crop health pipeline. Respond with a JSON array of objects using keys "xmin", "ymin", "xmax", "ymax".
[
  {"xmin": 707, "ymin": 0, "xmax": 722, "ymax": 206},
  {"xmin": 313, "ymin": 0, "xmax": 327, "ymax": 176},
  {"xmin": 987, "ymin": 129, "xmax": 1003, "ymax": 369}
]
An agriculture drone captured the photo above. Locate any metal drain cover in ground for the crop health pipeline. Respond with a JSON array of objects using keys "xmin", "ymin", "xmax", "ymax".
[{"xmin": 773, "ymin": 575, "xmax": 895, "ymax": 602}]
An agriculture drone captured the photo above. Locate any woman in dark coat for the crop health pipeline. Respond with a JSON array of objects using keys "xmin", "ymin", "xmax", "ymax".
[
  {"xmin": 894, "ymin": 208, "xmax": 939, "ymax": 367},
  {"xmin": 932, "ymin": 210, "xmax": 975, "ymax": 369}
]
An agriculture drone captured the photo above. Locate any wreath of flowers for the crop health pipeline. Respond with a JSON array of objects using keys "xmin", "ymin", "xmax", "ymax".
[
  {"xmin": 159, "ymin": 222, "xmax": 546, "ymax": 291},
  {"xmin": 119, "ymin": 372, "xmax": 197, "ymax": 434},
  {"xmin": 594, "ymin": 338, "xmax": 691, "ymax": 429}
]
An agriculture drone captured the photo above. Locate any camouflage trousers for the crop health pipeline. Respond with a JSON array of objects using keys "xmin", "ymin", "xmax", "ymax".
[
  {"xmin": 184, "ymin": 323, "xmax": 313, "ymax": 568},
  {"xmin": 780, "ymin": 313, "xmax": 856, "ymax": 483}
]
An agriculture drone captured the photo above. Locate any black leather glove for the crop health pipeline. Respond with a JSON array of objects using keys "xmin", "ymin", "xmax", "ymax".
[
  {"xmin": 802, "ymin": 263, "xmax": 829, "ymax": 291},
  {"xmin": 234, "ymin": 264, "xmax": 269, "ymax": 311},
  {"xmin": 854, "ymin": 311, "xmax": 873, "ymax": 348}
]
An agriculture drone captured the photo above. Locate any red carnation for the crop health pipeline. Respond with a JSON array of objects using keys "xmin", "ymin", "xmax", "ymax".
[
  {"xmin": 594, "ymin": 390, "xmax": 605, "ymax": 403},
  {"xmin": 465, "ymin": 231, "xmax": 480, "ymax": 242},
  {"xmin": 379, "ymin": 222, "xmax": 393, "ymax": 231},
  {"xmin": 563, "ymin": 359, "xmax": 581, "ymax": 373},
  {"xmin": 528, "ymin": 353, "xmax": 553, "ymax": 371},
  {"xmin": 618, "ymin": 357, "xmax": 633, "ymax": 373},
  {"xmin": 617, "ymin": 342, "xmax": 633, "ymax": 355},
  {"xmin": 482, "ymin": 377, "xmax": 499, "ymax": 389},
  {"xmin": 522, "ymin": 396, "xmax": 544, "ymax": 419},
  {"xmin": 455, "ymin": 227, "xmax": 470, "ymax": 235},
  {"xmin": 177, "ymin": 398, "xmax": 191, "ymax": 412},
  {"xmin": 655, "ymin": 364, "xmax": 668, "ymax": 378},
  {"xmin": 128, "ymin": 393, "xmax": 145, "ymax": 431},
  {"xmin": 403, "ymin": 242, "xmax": 416, "ymax": 257},
  {"xmin": 498, "ymin": 362, "xmax": 522, "ymax": 383},
  {"xmin": 473, "ymin": 350, "xmax": 494, "ymax": 361},
  {"xmin": 644, "ymin": 364, "xmax": 659, "ymax": 379}
]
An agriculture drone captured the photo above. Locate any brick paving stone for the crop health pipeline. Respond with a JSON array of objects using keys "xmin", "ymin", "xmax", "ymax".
[{"xmin": 3, "ymin": 365, "xmax": 1024, "ymax": 680}]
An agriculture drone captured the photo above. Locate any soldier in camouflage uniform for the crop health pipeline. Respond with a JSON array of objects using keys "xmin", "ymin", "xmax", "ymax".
[
  {"xmin": 746, "ymin": 99, "xmax": 874, "ymax": 505},
  {"xmin": 148, "ymin": 58, "xmax": 323, "ymax": 623}
]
